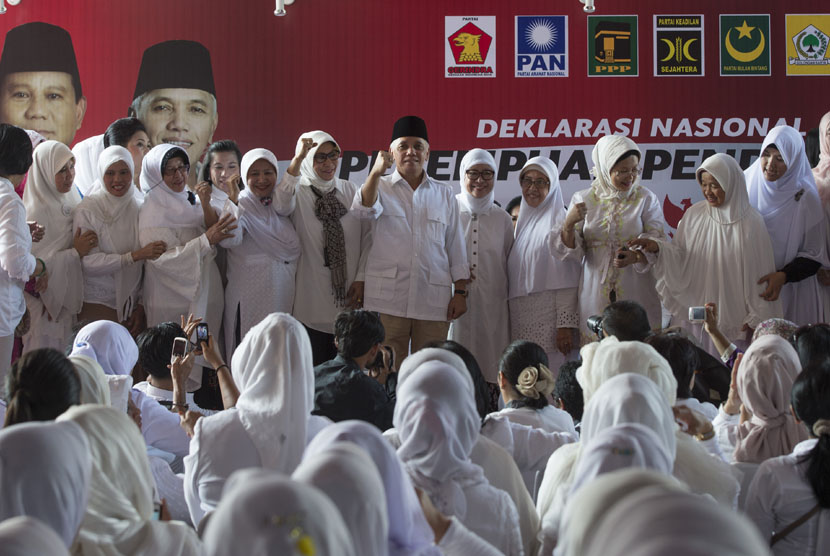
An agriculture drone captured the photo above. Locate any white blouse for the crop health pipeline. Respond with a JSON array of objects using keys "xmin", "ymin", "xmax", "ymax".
[{"xmin": 0, "ymin": 178, "xmax": 36, "ymax": 337}]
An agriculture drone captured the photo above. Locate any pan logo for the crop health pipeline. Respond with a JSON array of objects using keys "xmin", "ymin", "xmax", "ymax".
[{"xmin": 515, "ymin": 16, "xmax": 568, "ymax": 77}]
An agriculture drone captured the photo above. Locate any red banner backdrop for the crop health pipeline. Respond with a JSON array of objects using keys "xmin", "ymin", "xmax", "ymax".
[{"xmin": 1, "ymin": 0, "xmax": 828, "ymax": 228}]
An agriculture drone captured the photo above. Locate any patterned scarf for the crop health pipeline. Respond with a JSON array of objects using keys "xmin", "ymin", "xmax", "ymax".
[{"xmin": 309, "ymin": 185, "xmax": 348, "ymax": 306}]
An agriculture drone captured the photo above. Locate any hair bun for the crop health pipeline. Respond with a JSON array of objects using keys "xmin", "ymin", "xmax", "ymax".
[
  {"xmin": 515, "ymin": 364, "xmax": 555, "ymax": 399},
  {"xmin": 812, "ymin": 419, "xmax": 830, "ymax": 438}
]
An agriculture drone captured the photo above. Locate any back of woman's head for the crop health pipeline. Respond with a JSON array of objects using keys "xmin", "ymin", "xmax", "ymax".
[
  {"xmin": 793, "ymin": 323, "xmax": 830, "ymax": 368},
  {"xmin": 0, "ymin": 124, "xmax": 33, "ymax": 176},
  {"xmin": 644, "ymin": 332, "xmax": 699, "ymax": 399},
  {"xmin": 499, "ymin": 340, "xmax": 551, "ymax": 409},
  {"xmin": 791, "ymin": 361, "xmax": 830, "ymax": 507},
  {"xmin": 4, "ymin": 348, "xmax": 80, "ymax": 427},
  {"xmin": 425, "ymin": 340, "xmax": 490, "ymax": 420},
  {"xmin": 102, "ymin": 117, "xmax": 146, "ymax": 149}
]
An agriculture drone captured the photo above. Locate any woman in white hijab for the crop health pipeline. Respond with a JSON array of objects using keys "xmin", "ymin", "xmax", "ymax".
[
  {"xmin": 58, "ymin": 404, "xmax": 201, "ymax": 556},
  {"xmin": 0, "ymin": 516, "xmax": 70, "ymax": 556},
  {"xmin": 184, "ymin": 313, "xmax": 314, "ymax": 527},
  {"xmin": 138, "ymin": 144, "xmax": 238, "ymax": 336},
  {"xmin": 450, "ymin": 149, "xmax": 513, "ymax": 391},
  {"xmin": 812, "ymin": 112, "xmax": 830, "ymax": 319},
  {"xmin": 68, "ymin": 354, "xmax": 111, "ymax": 405},
  {"xmin": 508, "ymin": 156, "xmax": 581, "ymax": 372},
  {"xmin": 632, "ymin": 153, "xmax": 781, "ymax": 355},
  {"xmin": 203, "ymin": 468, "xmax": 355, "ymax": 556},
  {"xmin": 294, "ymin": 441, "xmax": 389, "ymax": 556},
  {"xmin": 394, "ymin": 359, "xmax": 523, "ymax": 555},
  {"xmin": 553, "ymin": 135, "xmax": 666, "ymax": 342},
  {"xmin": 745, "ymin": 125, "xmax": 828, "ymax": 325},
  {"xmin": 22, "ymin": 140, "xmax": 94, "ymax": 352},
  {"xmin": 73, "ymin": 146, "xmax": 167, "ymax": 331},
  {"xmin": 283, "ymin": 132, "xmax": 372, "ymax": 364},
  {"xmin": 0, "ymin": 420, "xmax": 91, "ymax": 548},
  {"xmin": 557, "ymin": 468, "xmax": 771, "ymax": 556},
  {"xmin": 222, "ymin": 148, "xmax": 303, "ymax": 359}
]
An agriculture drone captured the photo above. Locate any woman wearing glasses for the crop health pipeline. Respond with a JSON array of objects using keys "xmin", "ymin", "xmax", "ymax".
[
  {"xmin": 139, "ymin": 144, "xmax": 239, "ymax": 336},
  {"xmin": 449, "ymin": 149, "xmax": 513, "ymax": 400},
  {"xmin": 508, "ymin": 156, "xmax": 581, "ymax": 373},
  {"xmin": 553, "ymin": 135, "xmax": 666, "ymax": 343},
  {"xmin": 266, "ymin": 131, "xmax": 372, "ymax": 365}
]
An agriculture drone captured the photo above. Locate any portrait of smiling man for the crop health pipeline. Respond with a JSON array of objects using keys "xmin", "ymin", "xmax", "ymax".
[
  {"xmin": 0, "ymin": 22, "xmax": 87, "ymax": 146},
  {"xmin": 129, "ymin": 40, "xmax": 218, "ymax": 187}
]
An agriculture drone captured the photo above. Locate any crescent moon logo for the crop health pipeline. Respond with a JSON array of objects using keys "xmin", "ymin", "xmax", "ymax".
[
  {"xmin": 660, "ymin": 38, "xmax": 676, "ymax": 61},
  {"xmin": 725, "ymin": 27, "xmax": 765, "ymax": 62},
  {"xmin": 682, "ymin": 38, "xmax": 697, "ymax": 61}
]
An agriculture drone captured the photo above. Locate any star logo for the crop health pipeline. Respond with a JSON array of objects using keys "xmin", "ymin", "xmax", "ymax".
[{"xmin": 735, "ymin": 20, "xmax": 755, "ymax": 39}]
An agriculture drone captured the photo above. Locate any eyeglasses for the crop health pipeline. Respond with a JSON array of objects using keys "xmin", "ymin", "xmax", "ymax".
[
  {"xmin": 466, "ymin": 169, "xmax": 495, "ymax": 181},
  {"xmin": 613, "ymin": 167, "xmax": 641, "ymax": 178},
  {"xmin": 163, "ymin": 164, "xmax": 190, "ymax": 177},
  {"xmin": 313, "ymin": 151, "xmax": 341, "ymax": 163},
  {"xmin": 520, "ymin": 177, "xmax": 550, "ymax": 189}
]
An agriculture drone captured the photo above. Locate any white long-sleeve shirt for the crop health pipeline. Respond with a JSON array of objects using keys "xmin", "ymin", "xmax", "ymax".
[
  {"xmin": 351, "ymin": 170, "xmax": 469, "ymax": 321},
  {"xmin": 746, "ymin": 439, "xmax": 828, "ymax": 556},
  {"xmin": 0, "ymin": 177, "xmax": 36, "ymax": 336}
]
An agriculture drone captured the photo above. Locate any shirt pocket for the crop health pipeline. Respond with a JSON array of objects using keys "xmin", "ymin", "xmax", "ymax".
[
  {"xmin": 365, "ymin": 262, "xmax": 398, "ymax": 301},
  {"xmin": 427, "ymin": 266, "xmax": 452, "ymax": 308},
  {"xmin": 426, "ymin": 206, "xmax": 447, "ymax": 245}
]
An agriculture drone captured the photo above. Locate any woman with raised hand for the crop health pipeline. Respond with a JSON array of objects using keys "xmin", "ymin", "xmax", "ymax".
[
  {"xmin": 553, "ymin": 135, "xmax": 666, "ymax": 342},
  {"xmin": 73, "ymin": 146, "xmax": 166, "ymax": 333},
  {"xmin": 22, "ymin": 140, "xmax": 91, "ymax": 352},
  {"xmin": 745, "ymin": 125, "xmax": 828, "ymax": 324},
  {"xmin": 223, "ymin": 146, "xmax": 306, "ymax": 358},
  {"xmin": 508, "ymin": 156, "xmax": 581, "ymax": 373},
  {"xmin": 449, "ymin": 149, "xmax": 512, "ymax": 395}
]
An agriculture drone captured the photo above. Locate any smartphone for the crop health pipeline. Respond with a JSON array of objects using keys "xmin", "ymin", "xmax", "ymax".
[
  {"xmin": 616, "ymin": 245, "xmax": 629, "ymax": 259},
  {"xmin": 170, "ymin": 337, "xmax": 188, "ymax": 364},
  {"xmin": 196, "ymin": 323, "xmax": 209, "ymax": 343},
  {"xmin": 688, "ymin": 306, "xmax": 706, "ymax": 322}
]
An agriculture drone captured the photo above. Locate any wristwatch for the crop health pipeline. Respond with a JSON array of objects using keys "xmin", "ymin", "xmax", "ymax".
[{"xmin": 454, "ymin": 289, "xmax": 468, "ymax": 298}]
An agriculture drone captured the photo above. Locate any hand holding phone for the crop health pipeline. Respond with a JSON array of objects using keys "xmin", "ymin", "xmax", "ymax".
[
  {"xmin": 196, "ymin": 323, "xmax": 209, "ymax": 343},
  {"xmin": 170, "ymin": 337, "xmax": 188, "ymax": 364}
]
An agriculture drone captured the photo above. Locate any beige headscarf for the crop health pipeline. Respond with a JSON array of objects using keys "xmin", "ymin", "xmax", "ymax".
[{"xmin": 590, "ymin": 135, "xmax": 642, "ymax": 200}]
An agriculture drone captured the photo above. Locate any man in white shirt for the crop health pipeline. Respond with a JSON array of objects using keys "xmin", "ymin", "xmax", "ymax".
[{"xmin": 351, "ymin": 116, "xmax": 469, "ymax": 361}]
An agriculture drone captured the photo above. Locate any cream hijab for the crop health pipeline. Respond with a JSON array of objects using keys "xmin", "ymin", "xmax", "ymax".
[
  {"xmin": 229, "ymin": 312, "xmax": 314, "ymax": 472},
  {"xmin": 203, "ymin": 468, "xmax": 356, "ymax": 556},
  {"xmin": 58, "ymin": 405, "xmax": 201, "ymax": 556},
  {"xmin": 457, "ymin": 148, "xmax": 497, "ymax": 215},
  {"xmin": 653, "ymin": 153, "xmax": 781, "ymax": 339},
  {"xmin": 76, "ymin": 146, "xmax": 143, "ymax": 320},
  {"xmin": 734, "ymin": 334, "xmax": 808, "ymax": 463},
  {"xmin": 294, "ymin": 441, "xmax": 389, "ymax": 556},
  {"xmin": 394, "ymin": 360, "xmax": 487, "ymax": 519},
  {"xmin": 0, "ymin": 516, "xmax": 70, "ymax": 556},
  {"xmin": 745, "ymin": 125, "xmax": 824, "ymax": 269},
  {"xmin": 23, "ymin": 140, "xmax": 80, "ymax": 257},
  {"xmin": 69, "ymin": 354, "xmax": 112, "ymax": 406},
  {"xmin": 296, "ymin": 130, "xmax": 340, "ymax": 192},
  {"xmin": 814, "ymin": 111, "xmax": 830, "ymax": 203},
  {"xmin": 590, "ymin": 134, "xmax": 642, "ymax": 201},
  {"xmin": 303, "ymin": 420, "xmax": 441, "ymax": 556},
  {"xmin": 0, "ymin": 420, "xmax": 91, "ymax": 548},
  {"xmin": 508, "ymin": 156, "xmax": 580, "ymax": 298},
  {"xmin": 139, "ymin": 144, "xmax": 204, "ymax": 230}
]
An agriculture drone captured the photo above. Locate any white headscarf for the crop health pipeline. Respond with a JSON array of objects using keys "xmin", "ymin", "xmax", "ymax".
[
  {"xmin": 303, "ymin": 420, "xmax": 441, "ymax": 556},
  {"xmin": 238, "ymin": 149, "xmax": 302, "ymax": 261},
  {"xmin": 23, "ymin": 140, "xmax": 81, "ymax": 257},
  {"xmin": 294, "ymin": 441, "xmax": 389, "ymax": 556},
  {"xmin": 814, "ymin": 111, "xmax": 830, "ymax": 203},
  {"xmin": 508, "ymin": 156, "xmax": 580, "ymax": 298},
  {"xmin": 229, "ymin": 312, "xmax": 313, "ymax": 472},
  {"xmin": 577, "ymin": 336, "xmax": 678, "ymax": 404},
  {"xmin": 590, "ymin": 134, "xmax": 642, "ymax": 201},
  {"xmin": 296, "ymin": 130, "xmax": 340, "ymax": 192},
  {"xmin": 734, "ymin": 334, "xmax": 808, "ymax": 463},
  {"xmin": 560, "ymin": 469, "xmax": 771, "ymax": 556},
  {"xmin": 745, "ymin": 125, "xmax": 824, "ymax": 269},
  {"xmin": 457, "ymin": 148, "xmax": 497, "ymax": 215},
  {"xmin": 0, "ymin": 516, "xmax": 70, "ymax": 556},
  {"xmin": 396, "ymin": 347, "xmax": 470, "ymax": 391},
  {"xmin": 76, "ymin": 146, "xmax": 143, "ymax": 320},
  {"xmin": 139, "ymin": 144, "xmax": 204, "ymax": 230},
  {"xmin": 0, "ymin": 420, "xmax": 91, "ymax": 548},
  {"xmin": 394, "ymin": 360, "xmax": 486, "ymax": 519},
  {"xmin": 203, "ymin": 468, "xmax": 356, "ymax": 556},
  {"xmin": 69, "ymin": 354, "xmax": 112, "ymax": 406},
  {"xmin": 58, "ymin": 404, "xmax": 201, "ymax": 556},
  {"xmin": 653, "ymin": 153, "xmax": 781, "ymax": 339},
  {"xmin": 70, "ymin": 320, "xmax": 139, "ymax": 376}
]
